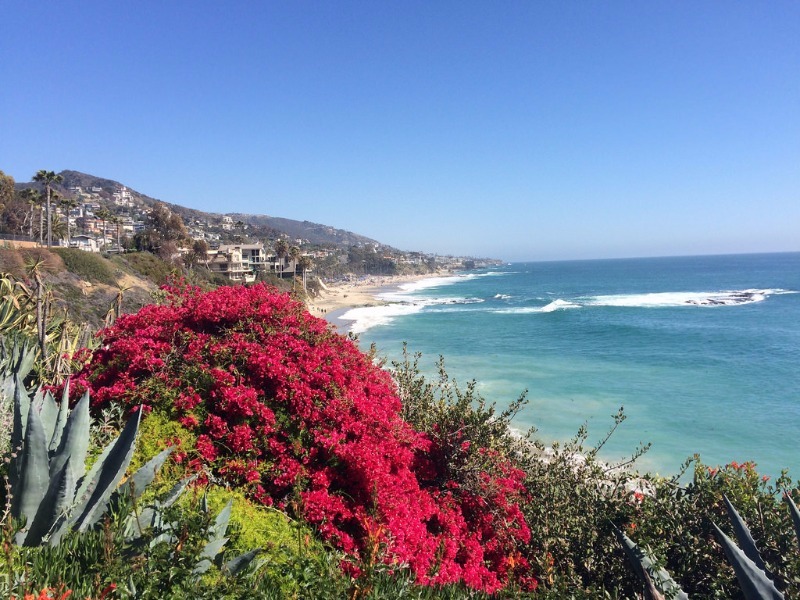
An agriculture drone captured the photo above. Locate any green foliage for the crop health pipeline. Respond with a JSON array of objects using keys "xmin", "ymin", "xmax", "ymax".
[
  {"xmin": 1, "ymin": 493, "xmax": 268, "ymax": 599},
  {"xmin": 6, "ymin": 380, "xmax": 143, "ymax": 546},
  {"xmin": 128, "ymin": 409, "xmax": 196, "ymax": 494},
  {"xmin": 613, "ymin": 522, "xmax": 689, "ymax": 599},
  {"xmin": 51, "ymin": 248, "xmax": 116, "ymax": 286},
  {"xmin": 392, "ymin": 345, "xmax": 531, "ymax": 485},
  {"xmin": 520, "ymin": 422, "xmax": 650, "ymax": 596},
  {"xmin": 630, "ymin": 460, "xmax": 800, "ymax": 598},
  {"xmin": 617, "ymin": 489, "xmax": 800, "ymax": 600},
  {"xmin": 122, "ymin": 251, "xmax": 178, "ymax": 285},
  {"xmin": 198, "ymin": 486, "xmax": 298, "ymax": 556}
]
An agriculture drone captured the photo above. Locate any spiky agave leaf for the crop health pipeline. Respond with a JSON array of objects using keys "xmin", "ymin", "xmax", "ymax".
[
  {"xmin": 193, "ymin": 500, "xmax": 233, "ymax": 575},
  {"xmin": 48, "ymin": 379, "xmax": 71, "ymax": 454},
  {"xmin": 13, "ymin": 341, "xmax": 36, "ymax": 381},
  {"xmin": 224, "ymin": 549, "xmax": 263, "ymax": 576},
  {"xmin": 12, "ymin": 406, "xmax": 50, "ymax": 545},
  {"xmin": 209, "ymin": 498, "xmax": 232, "ymax": 542},
  {"xmin": 71, "ymin": 407, "xmax": 142, "ymax": 532},
  {"xmin": 722, "ymin": 495, "xmax": 771, "ymax": 576},
  {"xmin": 712, "ymin": 523, "xmax": 784, "ymax": 600},
  {"xmin": 24, "ymin": 461, "xmax": 76, "ymax": 546},
  {"xmin": 783, "ymin": 492, "xmax": 800, "ymax": 553},
  {"xmin": 642, "ymin": 570, "xmax": 667, "ymax": 600},
  {"xmin": 49, "ymin": 391, "xmax": 90, "ymax": 480},
  {"xmin": 612, "ymin": 523, "xmax": 690, "ymax": 600},
  {"xmin": 38, "ymin": 391, "xmax": 59, "ymax": 447},
  {"xmin": 7, "ymin": 374, "xmax": 30, "ymax": 490},
  {"xmin": 125, "ymin": 473, "xmax": 199, "ymax": 539},
  {"xmin": 10, "ymin": 373, "xmax": 30, "ymax": 448},
  {"xmin": 113, "ymin": 446, "xmax": 173, "ymax": 503}
]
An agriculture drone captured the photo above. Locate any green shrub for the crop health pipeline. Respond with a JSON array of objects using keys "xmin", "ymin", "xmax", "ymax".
[
  {"xmin": 391, "ymin": 347, "xmax": 653, "ymax": 597},
  {"xmin": 122, "ymin": 251, "xmax": 178, "ymax": 285},
  {"xmin": 631, "ymin": 459, "xmax": 800, "ymax": 598},
  {"xmin": 51, "ymin": 248, "xmax": 116, "ymax": 285}
]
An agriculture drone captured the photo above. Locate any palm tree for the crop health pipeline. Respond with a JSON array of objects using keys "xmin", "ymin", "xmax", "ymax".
[
  {"xmin": 274, "ymin": 238, "xmax": 289, "ymax": 279},
  {"xmin": 48, "ymin": 190, "xmax": 61, "ymax": 243},
  {"xmin": 289, "ymin": 246, "xmax": 301, "ymax": 288},
  {"xmin": 298, "ymin": 255, "xmax": 313, "ymax": 292},
  {"xmin": 95, "ymin": 208, "xmax": 111, "ymax": 249},
  {"xmin": 33, "ymin": 170, "xmax": 63, "ymax": 248},
  {"xmin": 109, "ymin": 215, "xmax": 122, "ymax": 251},
  {"xmin": 50, "ymin": 213, "xmax": 68, "ymax": 244},
  {"xmin": 59, "ymin": 196, "xmax": 79, "ymax": 245},
  {"xmin": 20, "ymin": 188, "xmax": 42, "ymax": 241}
]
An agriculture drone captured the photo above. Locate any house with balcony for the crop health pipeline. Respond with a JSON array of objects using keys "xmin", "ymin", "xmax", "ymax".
[{"xmin": 207, "ymin": 245, "xmax": 252, "ymax": 283}]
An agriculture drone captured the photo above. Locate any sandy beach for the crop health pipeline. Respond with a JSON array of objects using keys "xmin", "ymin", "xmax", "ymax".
[{"xmin": 305, "ymin": 272, "xmax": 450, "ymax": 318}]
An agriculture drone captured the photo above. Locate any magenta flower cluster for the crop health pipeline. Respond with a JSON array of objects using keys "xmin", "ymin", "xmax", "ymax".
[{"xmin": 73, "ymin": 282, "xmax": 535, "ymax": 592}]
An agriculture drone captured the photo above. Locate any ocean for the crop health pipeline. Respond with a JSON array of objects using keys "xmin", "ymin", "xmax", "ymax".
[{"xmin": 337, "ymin": 253, "xmax": 800, "ymax": 479}]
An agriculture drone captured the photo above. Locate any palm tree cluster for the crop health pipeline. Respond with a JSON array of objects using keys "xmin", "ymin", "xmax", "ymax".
[{"xmin": 32, "ymin": 170, "xmax": 63, "ymax": 248}]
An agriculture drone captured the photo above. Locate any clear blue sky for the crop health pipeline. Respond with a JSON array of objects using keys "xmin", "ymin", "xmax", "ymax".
[{"xmin": 2, "ymin": 2, "xmax": 798, "ymax": 261}]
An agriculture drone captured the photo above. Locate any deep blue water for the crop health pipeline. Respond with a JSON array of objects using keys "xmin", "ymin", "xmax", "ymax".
[{"xmin": 339, "ymin": 253, "xmax": 800, "ymax": 478}]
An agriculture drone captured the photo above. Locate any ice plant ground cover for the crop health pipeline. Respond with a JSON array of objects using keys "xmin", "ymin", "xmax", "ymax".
[{"xmin": 71, "ymin": 281, "xmax": 533, "ymax": 593}]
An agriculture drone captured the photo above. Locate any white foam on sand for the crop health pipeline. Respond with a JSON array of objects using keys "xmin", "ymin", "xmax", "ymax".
[
  {"xmin": 339, "ymin": 303, "xmax": 423, "ymax": 334},
  {"xmin": 338, "ymin": 273, "xmax": 494, "ymax": 333},
  {"xmin": 340, "ymin": 296, "xmax": 486, "ymax": 333}
]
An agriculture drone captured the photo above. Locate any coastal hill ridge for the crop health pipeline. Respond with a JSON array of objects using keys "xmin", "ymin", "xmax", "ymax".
[{"xmin": 56, "ymin": 169, "xmax": 385, "ymax": 249}]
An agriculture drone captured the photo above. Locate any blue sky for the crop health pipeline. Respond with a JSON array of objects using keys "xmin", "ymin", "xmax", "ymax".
[{"xmin": 2, "ymin": 2, "xmax": 798, "ymax": 261}]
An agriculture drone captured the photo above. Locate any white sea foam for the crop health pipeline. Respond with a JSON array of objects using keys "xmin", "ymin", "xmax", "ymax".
[
  {"xmin": 584, "ymin": 288, "xmax": 792, "ymax": 308},
  {"xmin": 339, "ymin": 303, "xmax": 422, "ymax": 334},
  {"xmin": 488, "ymin": 288, "xmax": 795, "ymax": 315},
  {"xmin": 494, "ymin": 294, "xmax": 512, "ymax": 300},
  {"xmin": 492, "ymin": 299, "xmax": 581, "ymax": 314},
  {"xmin": 395, "ymin": 276, "xmax": 463, "ymax": 294},
  {"xmin": 541, "ymin": 299, "xmax": 582, "ymax": 312},
  {"xmin": 339, "ymin": 273, "xmax": 487, "ymax": 333}
]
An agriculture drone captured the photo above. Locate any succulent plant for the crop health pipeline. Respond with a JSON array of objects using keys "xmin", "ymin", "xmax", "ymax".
[
  {"xmin": 712, "ymin": 495, "xmax": 784, "ymax": 600},
  {"xmin": 8, "ymin": 375, "xmax": 147, "ymax": 546},
  {"xmin": 4, "ymin": 351, "xmax": 262, "ymax": 589},
  {"xmin": 617, "ymin": 493, "xmax": 797, "ymax": 599},
  {"xmin": 785, "ymin": 492, "xmax": 800, "ymax": 553},
  {"xmin": 612, "ymin": 522, "xmax": 689, "ymax": 600}
]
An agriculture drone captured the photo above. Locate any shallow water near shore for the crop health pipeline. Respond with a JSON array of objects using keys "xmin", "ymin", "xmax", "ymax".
[{"xmin": 340, "ymin": 253, "xmax": 800, "ymax": 479}]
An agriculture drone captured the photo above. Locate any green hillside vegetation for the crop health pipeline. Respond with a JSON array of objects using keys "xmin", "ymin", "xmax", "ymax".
[{"xmin": 51, "ymin": 248, "xmax": 116, "ymax": 285}]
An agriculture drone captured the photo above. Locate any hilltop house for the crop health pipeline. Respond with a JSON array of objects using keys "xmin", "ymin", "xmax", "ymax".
[
  {"xmin": 206, "ymin": 242, "xmax": 307, "ymax": 283},
  {"xmin": 69, "ymin": 235, "xmax": 100, "ymax": 252}
]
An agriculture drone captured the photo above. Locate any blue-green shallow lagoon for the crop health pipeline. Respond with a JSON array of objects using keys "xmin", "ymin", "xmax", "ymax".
[{"xmin": 338, "ymin": 253, "xmax": 800, "ymax": 478}]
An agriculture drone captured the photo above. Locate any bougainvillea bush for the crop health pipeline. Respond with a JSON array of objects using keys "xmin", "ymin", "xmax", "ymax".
[{"xmin": 72, "ymin": 282, "xmax": 533, "ymax": 593}]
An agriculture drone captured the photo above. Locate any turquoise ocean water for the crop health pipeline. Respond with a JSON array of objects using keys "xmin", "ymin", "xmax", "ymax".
[{"xmin": 337, "ymin": 253, "xmax": 800, "ymax": 478}]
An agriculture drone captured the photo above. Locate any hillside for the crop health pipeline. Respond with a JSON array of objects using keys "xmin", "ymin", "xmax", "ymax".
[{"xmin": 56, "ymin": 170, "xmax": 383, "ymax": 249}]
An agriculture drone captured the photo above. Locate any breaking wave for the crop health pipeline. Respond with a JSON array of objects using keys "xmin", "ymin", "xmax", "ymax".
[
  {"xmin": 492, "ymin": 299, "xmax": 581, "ymax": 314},
  {"xmin": 584, "ymin": 288, "xmax": 795, "ymax": 308},
  {"xmin": 489, "ymin": 289, "xmax": 795, "ymax": 315},
  {"xmin": 339, "ymin": 295, "xmax": 484, "ymax": 333}
]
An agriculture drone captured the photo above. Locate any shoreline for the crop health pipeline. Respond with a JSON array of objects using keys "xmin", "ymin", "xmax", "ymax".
[{"xmin": 305, "ymin": 272, "xmax": 452, "ymax": 329}]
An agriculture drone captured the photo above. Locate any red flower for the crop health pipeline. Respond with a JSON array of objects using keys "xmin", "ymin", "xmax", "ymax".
[{"xmin": 72, "ymin": 282, "xmax": 534, "ymax": 593}]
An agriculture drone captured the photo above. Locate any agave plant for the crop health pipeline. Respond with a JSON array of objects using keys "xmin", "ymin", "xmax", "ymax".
[
  {"xmin": 0, "ymin": 338, "xmax": 36, "ymax": 456},
  {"xmin": 6, "ymin": 371, "xmax": 262, "ymax": 584},
  {"xmin": 8, "ymin": 376, "xmax": 144, "ymax": 546},
  {"xmin": 616, "ymin": 493, "xmax": 798, "ymax": 599},
  {"xmin": 0, "ymin": 273, "xmax": 37, "ymax": 337},
  {"xmin": 612, "ymin": 522, "xmax": 689, "ymax": 600},
  {"xmin": 124, "ymin": 485, "xmax": 262, "ymax": 581}
]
